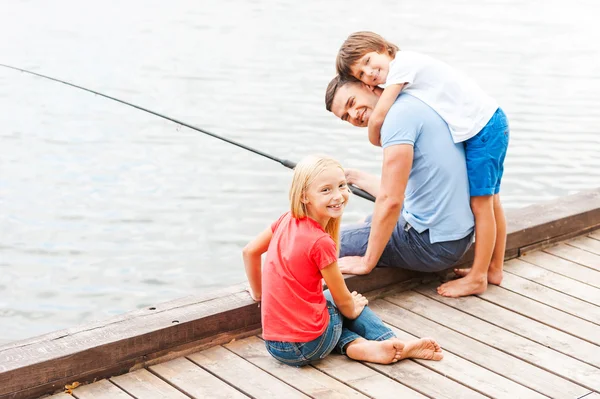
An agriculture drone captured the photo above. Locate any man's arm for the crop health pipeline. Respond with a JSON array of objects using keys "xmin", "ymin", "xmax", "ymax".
[
  {"xmin": 367, "ymin": 83, "xmax": 405, "ymax": 147},
  {"xmin": 363, "ymin": 144, "xmax": 413, "ymax": 270},
  {"xmin": 344, "ymin": 168, "xmax": 381, "ymax": 199}
]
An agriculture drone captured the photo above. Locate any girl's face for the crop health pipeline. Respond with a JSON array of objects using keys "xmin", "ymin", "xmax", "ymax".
[
  {"xmin": 350, "ymin": 51, "xmax": 393, "ymax": 87},
  {"xmin": 303, "ymin": 166, "xmax": 349, "ymax": 228}
]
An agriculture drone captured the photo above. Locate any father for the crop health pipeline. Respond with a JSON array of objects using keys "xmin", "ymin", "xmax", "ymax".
[{"xmin": 325, "ymin": 76, "xmax": 474, "ymax": 296}]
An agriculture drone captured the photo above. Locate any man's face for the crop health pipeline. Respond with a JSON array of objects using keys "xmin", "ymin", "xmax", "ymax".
[{"xmin": 330, "ymin": 82, "xmax": 380, "ymax": 127}]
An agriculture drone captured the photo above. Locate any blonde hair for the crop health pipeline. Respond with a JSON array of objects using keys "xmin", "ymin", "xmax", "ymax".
[
  {"xmin": 289, "ymin": 155, "xmax": 346, "ymax": 253},
  {"xmin": 336, "ymin": 31, "xmax": 399, "ymax": 79}
]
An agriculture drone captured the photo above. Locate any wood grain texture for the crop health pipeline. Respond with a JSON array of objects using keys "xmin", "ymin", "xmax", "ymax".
[{"xmin": 72, "ymin": 379, "xmax": 133, "ymax": 399}]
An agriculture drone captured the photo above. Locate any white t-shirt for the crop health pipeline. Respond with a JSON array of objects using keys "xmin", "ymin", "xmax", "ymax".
[{"xmin": 384, "ymin": 51, "xmax": 498, "ymax": 143}]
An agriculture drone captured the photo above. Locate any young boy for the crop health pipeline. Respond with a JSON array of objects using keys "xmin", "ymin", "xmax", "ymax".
[{"xmin": 336, "ymin": 31, "xmax": 510, "ymax": 298}]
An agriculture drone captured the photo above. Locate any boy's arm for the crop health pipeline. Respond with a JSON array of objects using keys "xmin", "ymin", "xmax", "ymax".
[
  {"xmin": 242, "ymin": 226, "xmax": 273, "ymax": 301},
  {"xmin": 367, "ymin": 83, "xmax": 405, "ymax": 146}
]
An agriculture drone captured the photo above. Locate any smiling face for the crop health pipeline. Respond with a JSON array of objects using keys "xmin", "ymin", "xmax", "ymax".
[
  {"xmin": 302, "ymin": 165, "xmax": 349, "ymax": 228},
  {"xmin": 350, "ymin": 51, "xmax": 392, "ymax": 86},
  {"xmin": 330, "ymin": 81, "xmax": 381, "ymax": 127}
]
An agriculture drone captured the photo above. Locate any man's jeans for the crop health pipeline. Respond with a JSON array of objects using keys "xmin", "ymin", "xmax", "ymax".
[
  {"xmin": 341, "ymin": 216, "xmax": 473, "ymax": 272},
  {"xmin": 264, "ymin": 291, "xmax": 395, "ymax": 367}
]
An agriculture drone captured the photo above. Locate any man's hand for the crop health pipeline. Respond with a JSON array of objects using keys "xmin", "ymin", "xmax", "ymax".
[{"xmin": 337, "ymin": 256, "xmax": 374, "ymax": 275}]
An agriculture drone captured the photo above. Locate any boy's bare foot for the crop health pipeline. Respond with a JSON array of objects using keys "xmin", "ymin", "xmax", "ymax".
[
  {"xmin": 454, "ymin": 266, "xmax": 503, "ymax": 285},
  {"xmin": 400, "ymin": 337, "xmax": 444, "ymax": 361},
  {"xmin": 437, "ymin": 274, "xmax": 487, "ymax": 297},
  {"xmin": 346, "ymin": 338, "xmax": 443, "ymax": 364}
]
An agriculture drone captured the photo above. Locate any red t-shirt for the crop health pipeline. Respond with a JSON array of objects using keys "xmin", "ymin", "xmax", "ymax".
[{"xmin": 261, "ymin": 212, "xmax": 338, "ymax": 342}]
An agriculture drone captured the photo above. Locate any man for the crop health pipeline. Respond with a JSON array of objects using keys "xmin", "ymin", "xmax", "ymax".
[{"xmin": 325, "ymin": 76, "xmax": 474, "ymax": 294}]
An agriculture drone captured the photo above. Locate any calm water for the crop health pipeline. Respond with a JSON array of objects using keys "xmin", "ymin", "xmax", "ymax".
[{"xmin": 1, "ymin": 0, "xmax": 599, "ymax": 343}]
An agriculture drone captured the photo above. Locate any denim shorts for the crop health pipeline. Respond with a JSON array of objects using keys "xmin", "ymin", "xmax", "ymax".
[
  {"xmin": 264, "ymin": 291, "xmax": 395, "ymax": 367},
  {"xmin": 464, "ymin": 107, "xmax": 510, "ymax": 197},
  {"xmin": 340, "ymin": 216, "xmax": 473, "ymax": 273}
]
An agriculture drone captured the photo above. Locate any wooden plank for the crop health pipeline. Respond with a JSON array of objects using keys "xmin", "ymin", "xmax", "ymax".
[
  {"xmin": 72, "ymin": 379, "xmax": 133, "ymax": 399},
  {"xmin": 568, "ymin": 236, "xmax": 600, "ymax": 255},
  {"xmin": 149, "ymin": 357, "xmax": 247, "ymax": 399},
  {"xmin": 0, "ymin": 288, "xmax": 262, "ymax": 398},
  {"xmin": 416, "ymin": 285, "xmax": 600, "ymax": 368},
  {"xmin": 386, "ymin": 291, "xmax": 600, "ymax": 392},
  {"xmin": 313, "ymin": 354, "xmax": 429, "ymax": 399},
  {"xmin": 110, "ymin": 369, "xmax": 189, "ymax": 399},
  {"xmin": 478, "ymin": 284, "xmax": 600, "ymax": 345},
  {"xmin": 590, "ymin": 230, "xmax": 600, "ymax": 241},
  {"xmin": 505, "ymin": 259, "xmax": 600, "ymax": 305},
  {"xmin": 386, "ymin": 325, "xmax": 546, "ymax": 398},
  {"xmin": 500, "ymin": 272, "xmax": 600, "ymax": 325},
  {"xmin": 225, "ymin": 336, "xmax": 366, "ymax": 398},
  {"xmin": 519, "ymin": 250, "xmax": 600, "ymax": 288},
  {"xmin": 544, "ymin": 244, "xmax": 600, "ymax": 271},
  {"xmin": 188, "ymin": 346, "xmax": 309, "ymax": 398},
  {"xmin": 370, "ymin": 299, "xmax": 588, "ymax": 398},
  {"xmin": 46, "ymin": 394, "xmax": 74, "ymax": 399}
]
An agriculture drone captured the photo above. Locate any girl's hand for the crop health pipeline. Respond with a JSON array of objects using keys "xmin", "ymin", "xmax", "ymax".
[
  {"xmin": 246, "ymin": 286, "xmax": 261, "ymax": 302},
  {"xmin": 350, "ymin": 291, "xmax": 368, "ymax": 319}
]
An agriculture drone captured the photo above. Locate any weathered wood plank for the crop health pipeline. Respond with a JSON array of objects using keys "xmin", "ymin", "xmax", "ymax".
[
  {"xmin": 110, "ymin": 369, "xmax": 189, "ymax": 399},
  {"xmin": 313, "ymin": 354, "xmax": 429, "ymax": 399},
  {"xmin": 478, "ymin": 284, "xmax": 600, "ymax": 345},
  {"xmin": 188, "ymin": 346, "xmax": 309, "ymax": 398},
  {"xmin": 386, "ymin": 325, "xmax": 546, "ymax": 398},
  {"xmin": 371, "ymin": 299, "xmax": 587, "ymax": 398},
  {"xmin": 505, "ymin": 259, "xmax": 600, "ymax": 305},
  {"xmin": 225, "ymin": 336, "xmax": 367, "ymax": 398},
  {"xmin": 0, "ymin": 289, "xmax": 261, "ymax": 397},
  {"xmin": 544, "ymin": 244, "xmax": 600, "ymax": 271},
  {"xmin": 416, "ymin": 285, "xmax": 600, "ymax": 368},
  {"xmin": 567, "ymin": 236, "xmax": 600, "ymax": 256},
  {"xmin": 71, "ymin": 379, "xmax": 133, "ymax": 399},
  {"xmin": 519, "ymin": 250, "xmax": 600, "ymax": 288},
  {"xmin": 386, "ymin": 291, "xmax": 600, "ymax": 391},
  {"xmin": 590, "ymin": 230, "xmax": 600, "ymax": 241},
  {"xmin": 500, "ymin": 272, "xmax": 600, "ymax": 325},
  {"xmin": 149, "ymin": 357, "xmax": 247, "ymax": 399},
  {"xmin": 45, "ymin": 394, "xmax": 73, "ymax": 399}
]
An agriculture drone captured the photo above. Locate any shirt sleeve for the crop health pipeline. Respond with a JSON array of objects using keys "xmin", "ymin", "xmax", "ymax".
[
  {"xmin": 271, "ymin": 212, "xmax": 289, "ymax": 232},
  {"xmin": 385, "ymin": 51, "xmax": 421, "ymax": 87},
  {"xmin": 380, "ymin": 98, "xmax": 420, "ymax": 148},
  {"xmin": 310, "ymin": 235, "xmax": 338, "ymax": 270}
]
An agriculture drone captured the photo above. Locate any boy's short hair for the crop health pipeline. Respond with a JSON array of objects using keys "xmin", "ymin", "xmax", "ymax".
[
  {"xmin": 336, "ymin": 31, "xmax": 399, "ymax": 79},
  {"xmin": 325, "ymin": 75, "xmax": 359, "ymax": 112}
]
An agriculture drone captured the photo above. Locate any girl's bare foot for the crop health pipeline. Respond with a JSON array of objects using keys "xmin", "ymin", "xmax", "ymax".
[
  {"xmin": 346, "ymin": 337, "xmax": 443, "ymax": 364},
  {"xmin": 346, "ymin": 338, "xmax": 404, "ymax": 364},
  {"xmin": 400, "ymin": 337, "xmax": 443, "ymax": 361}
]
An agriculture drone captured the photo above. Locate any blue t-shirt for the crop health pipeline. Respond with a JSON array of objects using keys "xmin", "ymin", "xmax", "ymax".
[{"xmin": 380, "ymin": 94, "xmax": 474, "ymax": 243}]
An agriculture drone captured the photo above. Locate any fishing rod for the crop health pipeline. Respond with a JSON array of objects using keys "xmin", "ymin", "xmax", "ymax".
[{"xmin": 0, "ymin": 63, "xmax": 376, "ymax": 202}]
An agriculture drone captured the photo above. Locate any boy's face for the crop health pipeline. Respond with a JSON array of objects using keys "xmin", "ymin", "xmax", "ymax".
[{"xmin": 350, "ymin": 51, "xmax": 392, "ymax": 86}]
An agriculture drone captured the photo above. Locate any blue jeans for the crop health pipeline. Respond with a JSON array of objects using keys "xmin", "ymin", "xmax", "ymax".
[
  {"xmin": 340, "ymin": 216, "xmax": 473, "ymax": 273},
  {"xmin": 264, "ymin": 291, "xmax": 395, "ymax": 367}
]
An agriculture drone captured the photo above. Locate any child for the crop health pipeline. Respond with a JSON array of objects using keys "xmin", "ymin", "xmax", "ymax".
[
  {"xmin": 336, "ymin": 32, "xmax": 510, "ymax": 298},
  {"xmin": 242, "ymin": 154, "xmax": 443, "ymax": 366}
]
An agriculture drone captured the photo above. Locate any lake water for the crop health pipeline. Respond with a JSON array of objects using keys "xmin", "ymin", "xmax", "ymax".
[{"xmin": 1, "ymin": 0, "xmax": 599, "ymax": 343}]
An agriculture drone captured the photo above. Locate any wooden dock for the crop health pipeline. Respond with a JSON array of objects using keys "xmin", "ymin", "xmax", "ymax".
[
  {"xmin": 1, "ymin": 189, "xmax": 599, "ymax": 399},
  {"xmin": 44, "ymin": 230, "xmax": 600, "ymax": 399}
]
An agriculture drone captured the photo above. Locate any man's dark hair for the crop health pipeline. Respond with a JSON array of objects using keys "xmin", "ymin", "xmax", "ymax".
[{"xmin": 325, "ymin": 75, "xmax": 359, "ymax": 112}]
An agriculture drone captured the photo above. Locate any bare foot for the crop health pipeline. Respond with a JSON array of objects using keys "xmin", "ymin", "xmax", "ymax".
[
  {"xmin": 437, "ymin": 274, "xmax": 487, "ymax": 297},
  {"xmin": 400, "ymin": 337, "xmax": 444, "ymax": 361},
  {"xmin": 454, "ymin": 266, "xmax": 503, "ymax": 285},
  {"xmin": 346, "ymin": 338, "xmax": 405, "ymax": 364}
]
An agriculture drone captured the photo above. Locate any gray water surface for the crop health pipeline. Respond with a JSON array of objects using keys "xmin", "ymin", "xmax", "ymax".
[{"xmin": 1, "ymin": 0, "xmax": 599, "ymax": 343}]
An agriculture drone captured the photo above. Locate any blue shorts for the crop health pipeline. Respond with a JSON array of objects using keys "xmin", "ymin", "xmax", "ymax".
[{"xmin": 464, "ymin": 108, "xmax": 510, "ymax": 197}]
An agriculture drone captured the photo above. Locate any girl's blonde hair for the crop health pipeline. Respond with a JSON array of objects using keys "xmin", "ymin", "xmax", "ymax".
[{"xmin": 289, "ymin": 155, "xmax": 346, "ymax": 253}]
